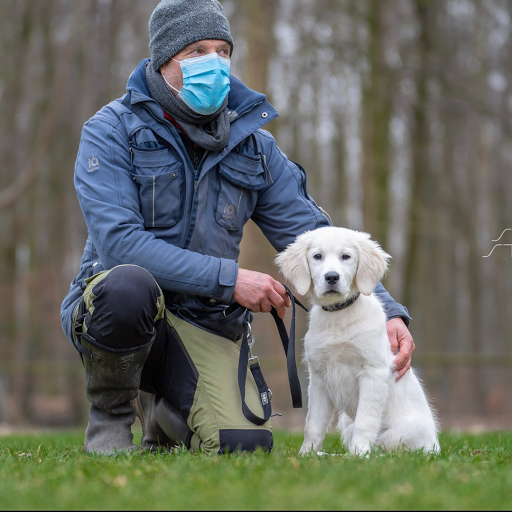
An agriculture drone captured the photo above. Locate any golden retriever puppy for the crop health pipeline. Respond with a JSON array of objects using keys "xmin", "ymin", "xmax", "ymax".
[{"xmin": 276, "ymin": 227, "xmax": 440, "ymax": 456}]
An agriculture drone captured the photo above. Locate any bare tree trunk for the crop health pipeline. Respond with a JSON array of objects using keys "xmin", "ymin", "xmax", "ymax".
[
  {"xmin": 360, "ymin": 1, "xmax": 391, "ymax": 243},
  {"xmin": 238, "ymin": 0, "xmax": 277, "ymax": 279}
]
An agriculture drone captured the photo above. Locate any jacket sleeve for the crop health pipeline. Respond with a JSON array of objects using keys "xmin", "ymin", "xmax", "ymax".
[
  {"xmin": 74, "ymin": 117, "xmax": 238, "ymax": 302},
  {"xmin": 253, "ymin": 129, "xmax": 412, "ymax": 325},
  {"xmin": 374, "ymin": 282, "xmax": 412, "ymax": 325}
]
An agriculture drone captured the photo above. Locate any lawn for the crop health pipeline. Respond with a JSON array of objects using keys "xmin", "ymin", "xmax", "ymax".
[{"xmin": 0, "ymin": 430, "xmax": 510, "ymax": 510}]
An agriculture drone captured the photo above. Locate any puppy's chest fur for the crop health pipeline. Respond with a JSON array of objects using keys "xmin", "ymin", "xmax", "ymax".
[{"xmin": 304, "ymin": 296, "xmax": 393, "ymax": 414}]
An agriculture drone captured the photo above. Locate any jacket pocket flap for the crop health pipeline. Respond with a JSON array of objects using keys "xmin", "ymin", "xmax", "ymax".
[
  {"xmin": 132, "ymin": 146, "xmax": 170, "ymax": 168},
  {"xmin": 219, "ymin": 152, "xmax": 266, "ymax": 190},
  {"xmin": 130, "ymin": 169, "xmax": 180, "ymax": 186}
]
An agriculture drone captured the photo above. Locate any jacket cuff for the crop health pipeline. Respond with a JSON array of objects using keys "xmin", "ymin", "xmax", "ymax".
[
  {"xmin": 212, "ymin": 258, "xmax": 239, "ymax": 303},
  {"xmin": 386, "ymin": 312, "xmax": 412, "ymax": 328}
]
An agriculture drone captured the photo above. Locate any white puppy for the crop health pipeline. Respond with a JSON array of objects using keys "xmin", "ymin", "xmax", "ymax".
[{"xmin": 275, "ymin": 227, "xmax": 440, "ymax": 456}]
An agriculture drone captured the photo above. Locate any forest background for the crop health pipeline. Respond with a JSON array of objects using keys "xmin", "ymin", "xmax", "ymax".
[{"xmin": 0, "ymin": 0, "xmax": 511, "ymax": 432}]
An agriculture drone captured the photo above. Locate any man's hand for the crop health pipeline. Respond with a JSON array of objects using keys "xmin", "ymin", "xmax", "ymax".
[
  {"xmin": 386, "ymin": 317, "xmax": 415, "ymax": 381},
  {"xmin": 233, "ymin": 268, "xmax": 291, "ymax": 319}
]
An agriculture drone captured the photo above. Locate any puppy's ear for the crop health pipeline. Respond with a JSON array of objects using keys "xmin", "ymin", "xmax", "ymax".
[
  {"xmin": 354, "ymin": 232, "xmax": 391, "ymax": 295},
  {"xmin": 275, "ymin": 232, "xmax": 312, "ymax": 296}
]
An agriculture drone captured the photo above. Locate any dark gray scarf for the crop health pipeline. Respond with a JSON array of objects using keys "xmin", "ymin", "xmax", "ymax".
[{"xmin": 145, "ymin": 62, "xmax": 230, "ymax": 152}]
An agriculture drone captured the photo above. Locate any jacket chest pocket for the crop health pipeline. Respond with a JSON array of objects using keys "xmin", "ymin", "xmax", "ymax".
[
  {"xmin": 216, "ymin": 151, "xmax": 267, "ymax": 231},
  {"xmin": 130, "ymin": 146, "xmax": 182, "ymax": 228}
]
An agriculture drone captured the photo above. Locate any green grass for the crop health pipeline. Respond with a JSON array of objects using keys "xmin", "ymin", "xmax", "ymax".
[{"xmin": 0, "ymin": 430, "xmax": 511, "ymax": 510}]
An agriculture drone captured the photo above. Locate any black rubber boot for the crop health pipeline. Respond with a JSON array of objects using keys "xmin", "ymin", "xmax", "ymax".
[
  {"xmin": 133, "ymin": 390, "xmax": 192, "ymax": 451},
  {"xmin": 81, "ymin": 336, "xmax": 153, "ymax": 455}
]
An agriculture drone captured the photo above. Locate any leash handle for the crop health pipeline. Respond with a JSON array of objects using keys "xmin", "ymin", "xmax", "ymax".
[{"xmin": 238, "ymin": 310, "xmax": 272, "ymax": 426}]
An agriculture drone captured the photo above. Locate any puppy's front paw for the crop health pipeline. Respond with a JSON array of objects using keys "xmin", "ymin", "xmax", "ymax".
[
  {"xmin": 298, "ymin": 443, "xmax": 315, "ymax": 456},
  {"xmin": 349, "ymin": 444, "xmax": 371, "ymax": 457}
]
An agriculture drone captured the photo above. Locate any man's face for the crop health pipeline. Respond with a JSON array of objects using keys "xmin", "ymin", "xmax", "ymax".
[{"xmin": 160, "ymin": 39, "xmax": 231, "ymax": 93}]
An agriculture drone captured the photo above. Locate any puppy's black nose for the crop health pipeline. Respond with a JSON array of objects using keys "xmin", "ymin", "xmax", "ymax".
[{"xmin": 325, "ymin": 272, "xmax": 340, "ymax": 284}]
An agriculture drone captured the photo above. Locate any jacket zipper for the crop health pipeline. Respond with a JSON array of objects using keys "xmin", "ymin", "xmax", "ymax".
[
  {"xmin": 152, "ymin": 175, "xmax": 156, "ymax": 227},
  {"xmin": 184, "ymin": 149, "xmax": 210, "ymax": 249}
]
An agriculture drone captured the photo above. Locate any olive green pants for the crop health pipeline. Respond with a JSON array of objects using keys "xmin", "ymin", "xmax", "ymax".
[{"xmin": 73, "ymin": 265, "xmax": 273, "ymax": 454}]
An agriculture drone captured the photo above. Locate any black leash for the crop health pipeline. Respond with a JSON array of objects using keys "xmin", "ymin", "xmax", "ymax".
[
  {"xmin": 238, "ymin": 285, "xmax": 309, "ymax": 425},
  {"xmin": 269, "ymin": 285, "xmax": 308, "ymax": 409}
]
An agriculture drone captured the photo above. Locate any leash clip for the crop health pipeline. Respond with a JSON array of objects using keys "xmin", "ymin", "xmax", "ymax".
[{"xmin": 246, "ymin": 323, "xmax": 259, "ymax": 365}]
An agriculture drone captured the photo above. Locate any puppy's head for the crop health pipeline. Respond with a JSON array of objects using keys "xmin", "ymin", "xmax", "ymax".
[{"xmin": 275, "ymin": 227, "xmax": 391, "ymax": 305}]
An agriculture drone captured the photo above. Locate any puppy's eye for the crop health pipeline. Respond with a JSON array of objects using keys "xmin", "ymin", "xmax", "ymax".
[
  {"xmin": 313, "ymin": 253, "xmax": 322, "ymax": 260},
  {"xmin": 342, "ymin": 254, "xmax": 351, "ymax": 260}
]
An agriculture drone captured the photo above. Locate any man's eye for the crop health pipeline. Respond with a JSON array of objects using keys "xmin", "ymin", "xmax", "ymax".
[
  {"xmin": 313, "ymin": 254, "xmax": 322, "ymax": 260},
  {"xmin": 342, "ymin": 254, "xmax": 351, "ymax": 260}
]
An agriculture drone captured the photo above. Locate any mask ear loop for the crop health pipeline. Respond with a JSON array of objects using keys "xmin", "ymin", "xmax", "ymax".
[{"xmin": 161, "ymin": 71, "xmax": 181, "ymax": 95}]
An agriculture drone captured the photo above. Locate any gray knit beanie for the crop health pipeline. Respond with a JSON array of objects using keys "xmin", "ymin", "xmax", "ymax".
[{"xmin": 149, "ymin": 0, "xmax": 234, "ymax": 71}]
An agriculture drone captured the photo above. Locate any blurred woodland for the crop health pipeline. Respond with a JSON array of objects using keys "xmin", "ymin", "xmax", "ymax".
[{"xmin": 0, "ymin": 0, "xmax": 511, "ymax": 431}]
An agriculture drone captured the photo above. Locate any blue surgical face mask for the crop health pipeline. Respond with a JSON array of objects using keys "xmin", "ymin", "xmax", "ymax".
[{"xmin": 163, "ymin": 53, "xmax": 231, "ymax": 115}]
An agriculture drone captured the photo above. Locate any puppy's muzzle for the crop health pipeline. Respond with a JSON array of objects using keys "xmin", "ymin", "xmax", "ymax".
[{"xmin": 323, "ymin": 272, "xmax": 340, "ymax": 294}]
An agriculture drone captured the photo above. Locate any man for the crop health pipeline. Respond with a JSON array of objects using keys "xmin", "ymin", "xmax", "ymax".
[{"xmin": 60, "ymin": 0, "xmax": 413, "ymax": 455}]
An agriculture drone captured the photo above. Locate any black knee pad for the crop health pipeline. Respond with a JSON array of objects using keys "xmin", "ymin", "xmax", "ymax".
[
  {"xmin": 218, "ymin": 429, "xmax": 273, "ymax": 454},
  {"xmin": 87, "ymin": 266, "xmax": 161, "ymax": 350}
]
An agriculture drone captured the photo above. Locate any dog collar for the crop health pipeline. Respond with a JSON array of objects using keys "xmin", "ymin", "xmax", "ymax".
[{"xmin": 321, "ymin": 292, "xmax": 361, "ymax": 312}]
